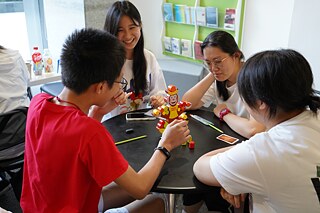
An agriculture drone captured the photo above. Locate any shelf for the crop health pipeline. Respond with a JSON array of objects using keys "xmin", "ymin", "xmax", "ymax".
[{"xmin": 162, "ymin": 0, "xmax": 245, "ymax": 62}]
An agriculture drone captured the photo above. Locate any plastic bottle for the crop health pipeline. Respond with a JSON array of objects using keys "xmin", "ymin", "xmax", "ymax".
[
  {"xmin": 43, "ymin": 48, "xmax": 54, "ymax": 73},
  {"xmin": 31, "ymin": 46, "xmax": 43, "ymax": 75}
]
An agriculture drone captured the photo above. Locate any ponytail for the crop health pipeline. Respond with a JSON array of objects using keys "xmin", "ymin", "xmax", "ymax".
[{"xmin": 308, "ymin": 92, "xmax": 320, "ymax": 114}]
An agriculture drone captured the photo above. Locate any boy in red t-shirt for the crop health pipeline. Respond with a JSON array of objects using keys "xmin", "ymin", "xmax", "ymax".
[{"xmin": 21, "ymin": 28, "xmax": 191, "ymax": 213}]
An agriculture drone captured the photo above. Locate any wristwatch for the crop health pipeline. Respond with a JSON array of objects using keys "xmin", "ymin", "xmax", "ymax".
[
  {"xmin": 154, "ymin": 146, "xmax": 171, "ymax": 160},
  {"xmin": 219, "ymin": 108, "xmax": 231, "ymax": 121}
]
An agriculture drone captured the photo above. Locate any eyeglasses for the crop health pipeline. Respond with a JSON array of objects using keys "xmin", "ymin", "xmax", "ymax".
[
  {"xmin": 114, "ymin": 77, "xmax": 128, "ymax": 90},
  {"xmin": 203, "ymin": 56, "xmax": 229, "ymax": 70}
]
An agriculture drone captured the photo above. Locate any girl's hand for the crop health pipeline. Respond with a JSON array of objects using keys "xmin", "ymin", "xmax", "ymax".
[
  {"xmin": 220, "ymin": 188, "xmax": 246, "ymax": 209},
  {"xmin": 213, "ymin": 103, "xmax": 228, "ymax": 117}
]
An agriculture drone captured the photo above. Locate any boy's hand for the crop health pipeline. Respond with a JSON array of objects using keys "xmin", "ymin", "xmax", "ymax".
[
  {"xmin": 89, "ymin": 91, "xmax": 132, "ymax": 121},
  {"xmin": 114, "ymin": 91, "xmax": 132, "ymax": 106},
  {"xmin": 158, "ymin": 119, "xmax": 191, "ymax": 151},
  {"xmin": 150, "ymin": 95, "xmax": 165, "ymax": 108}
]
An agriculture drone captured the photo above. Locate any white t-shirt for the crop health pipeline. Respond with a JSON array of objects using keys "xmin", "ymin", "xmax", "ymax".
[
  {"xmin": 210, "ymin": 110, "xmax": 320, "ymax": 212},
  {"xmin": 0, "ymin": 48, "xmax": 30, "ymax": 113},
  {"xmin": 108, "ymin": 49, "xmax": 166, "ymax": 119},
  {"xmin": 201, "ymin": 81, "xmax": 248, "ymax": 118}
]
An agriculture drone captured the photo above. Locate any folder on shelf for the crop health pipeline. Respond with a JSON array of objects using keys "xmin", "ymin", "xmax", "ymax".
[
  {"xmin": 174, "ymin": 4, "xmax": 186, "ymax": 23},
  {"xmin": 206, "ymin": 7, "xmax": 218, "ymax": 28},
  {"xmin": 171, "ymin": 37, "xmax": 181, "ymax": 55},
  {"xmin": 196, "ymin": 7, "xmax": 206, "ymax": 26},
  {"xmin": 224, "ymin": 8, "xmax": 236, "ymax": 30},
  {"xmin": 163, "ymin": 3, "xmax": 174, "ymax": 21},
  {"xmin": 163, "ymin": 36, "xmax": 172, "ymax": 52},
  {"xmin": 194, "ymin": 40, "xmax": 204, "ymax": 60},
  {"xmin": 181, "ymin": 39, "xmax": 192, "ymax": 58}
]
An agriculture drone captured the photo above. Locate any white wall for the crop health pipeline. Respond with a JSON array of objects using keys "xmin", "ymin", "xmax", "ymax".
[
  {"xmin": 241, "ymin": 0, "xmax": 295, "ymax": 58},
  {"xmin": 130, "ymin": 0, "xmax": 165, "ymax": 58},
  {"xmin": 288, "ymin": 0, "xmax": 320, "ymax": 90}
]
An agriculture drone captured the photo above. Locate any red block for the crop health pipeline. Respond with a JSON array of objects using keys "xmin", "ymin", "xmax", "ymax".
[{"xmin": 188, "ymin": 141, "xmax": 195, "ymax": 149}]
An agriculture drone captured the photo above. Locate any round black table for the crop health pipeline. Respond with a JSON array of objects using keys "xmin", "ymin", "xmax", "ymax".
[{"xmin": 102, "ymin": 108, "xmax": 246, "ymax": 212}]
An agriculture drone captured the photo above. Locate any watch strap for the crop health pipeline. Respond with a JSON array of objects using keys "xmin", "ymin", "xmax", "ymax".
[
  {"xmin": 219, "ymin": 108, "xmax": 231, "ymax": 121},
  {"xmin": 154, "ymin": 146, "xmax": 171, "ymax": 160}
]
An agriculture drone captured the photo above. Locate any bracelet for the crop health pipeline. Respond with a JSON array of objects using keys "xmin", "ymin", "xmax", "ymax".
[
  {"xmin": 154, "ymin": 146, "xmax": 171, "ymax": 160},
  {"xmin": 219, "ymin": 108, "xmax": 231, "ymax": 121}
]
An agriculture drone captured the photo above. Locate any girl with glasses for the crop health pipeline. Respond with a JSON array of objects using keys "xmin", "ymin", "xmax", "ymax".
[
  {"xmin": 90, "ymin": 1, "xmax": 167, "ymax": 122},
  {"xmin": 183, "ymin": 30, "xmax": 265, "ymax": 139},
  {"xmin": 182, "ymin": 31, "xmax": 265, "ymax": 213}
]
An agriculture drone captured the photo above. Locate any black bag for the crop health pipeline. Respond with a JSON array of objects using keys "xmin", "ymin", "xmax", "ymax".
[
  {"xmin": 0, "ymin": 107, "xmax": 28, "ymax": 161},
  {"xmin": 0, "ymin": 106, "xmax": 28, "ymax": 201}
]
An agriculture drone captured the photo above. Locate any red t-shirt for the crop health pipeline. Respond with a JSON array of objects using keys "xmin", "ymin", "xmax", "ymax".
[{"xmin": 21, "ymin": 93, "xmax": 128, "ymax": 213}]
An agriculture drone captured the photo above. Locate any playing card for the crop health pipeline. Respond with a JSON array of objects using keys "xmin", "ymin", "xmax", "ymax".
[{"xmin": 216, "ymin": 134, "xmax": 239, "ymax": 144}]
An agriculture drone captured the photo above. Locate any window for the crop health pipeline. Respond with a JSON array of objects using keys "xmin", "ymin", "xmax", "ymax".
[
  {"xmin": 0, "ymin": 0, "xmax": 85, "ymax": 71},
  {"xmin": 0, "ymin": 0, "xmax": 30, "ymax": 60}
]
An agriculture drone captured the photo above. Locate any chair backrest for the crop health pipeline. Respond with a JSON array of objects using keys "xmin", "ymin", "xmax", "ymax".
[
  {"xmin": 40, "ymin": 81, "xmax": 63, "ymax": 97},
  {"xmin": 0, "ymin": 107, "xmax": 28, "ymax": 161}
]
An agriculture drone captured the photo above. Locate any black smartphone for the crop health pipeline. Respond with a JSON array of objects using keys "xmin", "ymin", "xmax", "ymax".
[{"xmin": 126, "ymin": 112, "xmax": 156, "ymax": 121}]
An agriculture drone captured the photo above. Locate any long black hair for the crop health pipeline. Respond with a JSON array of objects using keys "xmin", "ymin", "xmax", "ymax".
[
  {"xmin": 201, "ymin": 31, "xmax": 244, "ymax": 101},
  {"xmin": 238, "ymin": 49, "xmax": 320, "ymax": 118},
  {"xmin": 104, "ymin": 1, "xmax": 147, "ymax": 95}
]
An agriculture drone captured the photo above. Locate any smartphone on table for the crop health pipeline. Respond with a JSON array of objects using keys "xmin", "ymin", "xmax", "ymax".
[{"xmin": 126, "ymin": 112, "xmax": 156, "ymax": 121}]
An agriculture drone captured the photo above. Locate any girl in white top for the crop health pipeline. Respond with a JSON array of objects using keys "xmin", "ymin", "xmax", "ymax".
[
  {"xmin": 0, "ymin": 45, "xmax": 30, "ymax": 113},
  {"xmin": 182, "ymin": 31, "xmax": 264, "ymax": 139},
  {"xmin": 90, "ymin": 1, "xmax": 166, "ymax": 121},
  {"xmin": 194, "ymin": 49, "xmax": 320, "ymax": 212},
  {"xmin": 182, "ymin": 31, "xmax": 264, "ymax": 213}
]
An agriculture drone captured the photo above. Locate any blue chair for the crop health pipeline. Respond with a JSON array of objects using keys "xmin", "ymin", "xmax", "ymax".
[{"xmin": 40, "ymin": 81, "xmax": 63, "ymax": 97}]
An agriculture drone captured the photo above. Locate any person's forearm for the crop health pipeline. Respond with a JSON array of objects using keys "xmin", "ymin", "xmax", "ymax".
[
  {"xmin": 115, "ymin": 119, "xmax": 189, "ymax": 199},
  {"xmin": 182, "ymin": 74, "xmax": 215, "ymax": 110},
  {"xmin": 115, "ymin": 149, "xmax": 167, "ymax": 199},
  {"xmin": 223, "ymin": 114, "xmax": 265, "ymax": 138},
  {"xmin": 193, "ymin": 146, "xmax": 232, "ymax": 186}
]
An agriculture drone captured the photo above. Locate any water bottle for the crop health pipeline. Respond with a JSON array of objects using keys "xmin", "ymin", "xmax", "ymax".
[
  {"xmin": 43, "ymin": 48, "xmax": 54, "ymax": 73},
  {"xmin": 31, "ymin": 46, "xmax": 43, "ymax": 75}
]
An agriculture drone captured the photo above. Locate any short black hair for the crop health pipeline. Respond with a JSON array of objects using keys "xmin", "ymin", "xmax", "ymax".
[
  {"xmin": 238, "ymin": 49, "xmax": 320, "ymax": 118},
  {"xmin": 60, "ymin": 28, "xmax": 126, "ymax": 94}
]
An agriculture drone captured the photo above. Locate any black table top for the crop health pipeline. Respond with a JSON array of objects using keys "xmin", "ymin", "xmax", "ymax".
[{"xmin": 102, "ymin": 108, "xmax": 246, "ymax": 194}]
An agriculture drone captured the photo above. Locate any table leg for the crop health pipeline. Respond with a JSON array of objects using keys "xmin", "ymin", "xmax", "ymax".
[{"xmin": 167, "ymin": 193, "xmax": 176, "ymax": 213}]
